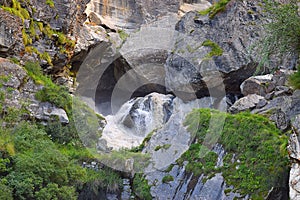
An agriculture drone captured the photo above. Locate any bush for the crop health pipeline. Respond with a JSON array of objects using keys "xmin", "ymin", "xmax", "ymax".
[
  {"xmin": 133, "ymin": 173, "xmax": 152, "ymax": 200},
  {"xmin": 202, "ymin": 40, "xmax": 223, "ymax": 59},
  {"xmin": 290, "ymin": 65, "xmax": 300, "ymax": 89},
  {"xmin": 258, "ymin": 0, "xmax": 300, "ymax": 70},
  {"xmin": 162, "ymin": 175, "xmax": 174, "ymax": 183},
  {"xmin": 199, "ymin": 0, "xmax": 231, "ymax": 19}
]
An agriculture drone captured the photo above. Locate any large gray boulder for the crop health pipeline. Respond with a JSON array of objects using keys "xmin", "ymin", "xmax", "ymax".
[
  {"xmin": 241, "ymin": 74, "xmax": 275, "ymax": 97},
  {"xmin": 229, "ymin": 94, "xmax": 265, "ymax": 114}
]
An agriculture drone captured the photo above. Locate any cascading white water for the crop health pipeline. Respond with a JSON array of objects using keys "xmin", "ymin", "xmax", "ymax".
[
  {"xmin": 100, "ymin": 93, "xmax": 175, "ymax": 150},
  {"xmin": 99, "ymin": 92, "xmax": 225, "ymax": 154}
]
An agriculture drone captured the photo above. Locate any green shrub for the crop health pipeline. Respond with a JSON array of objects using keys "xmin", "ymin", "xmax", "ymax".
[
  {"xmin": 45, "ymin": 0, "xmax": 55, "ymax": 8},
  {"xmin": 258, "ymin": 0, "xmax": 300, "ymax": 70},
  {"xmin": 133, "ymin": 173, "xmax": 152, "ymax": 200},
  {"xmin": 154, "ymin": 144, "xmax": 171, "ymax": 151},
  {"xmin": 0, "ymin": 182, "xmax": 13, "ymax": 200},
  {"xmin": 24, "ymin": 62, "xmax": 71, "ymax": 111},
  {"xmin": 290, "ymin": 65, "xmax": 300, "ymax": 89},
  {"xmin": 117, "ymin": 29, "xmax": 129, "ymax": 41},
  {"xmin": 202, "ymin": 40, "xmax": 223, "ymax": 58},
  {"xmin": 162, "ymin": 175, "xmax": 174, "ymax": 183},
  {"xmin": 199, "ymin": 0, "xmax": 231, "ymax": 19}
]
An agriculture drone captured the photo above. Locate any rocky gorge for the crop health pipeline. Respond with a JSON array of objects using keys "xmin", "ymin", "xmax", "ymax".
[{"xmin": 0, "ymin": 0, "xmax": 300, "ymax": 199}]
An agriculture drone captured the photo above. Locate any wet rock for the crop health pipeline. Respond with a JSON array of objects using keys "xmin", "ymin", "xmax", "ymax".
[
  {"xmin": 229, "ymin": 94, "xmax": 265, "ymax": 114},
  {"xmin": 274, "ymin": 86, "xmax": 293, "ymax": 97},
  {"xmin": 146, "ymin": 146, "xmax": 245, "ymax": 200},
  {"xmin": 97, "ymin": 138, "xmax": 109, "ymax": 152}
]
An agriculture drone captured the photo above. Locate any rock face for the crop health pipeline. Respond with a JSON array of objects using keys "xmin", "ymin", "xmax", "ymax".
[
  {"xmin": 85, "ymin": 0, "xmax": 191, "ymax": 30},
  {"xmin": 146, "ymin": 158, "xmax": 246, "ymax": 200},
  {"xmin": 28, "ymin": 0, "xmax": 88, "ymax": 33},
  {"xmin": 0, "ymin": 9, "xmax": 24, "ymax": 57},
  {"xmin": 165, "ymin": 0, "xmax": 297, "ymax": 99},
  {"xmin": 0, "ymin": 58, "xmax": 69, "ymax": 124},
  {"xmin": 289, "ymin": 115, "xmax": 300, "ymax": 200}
]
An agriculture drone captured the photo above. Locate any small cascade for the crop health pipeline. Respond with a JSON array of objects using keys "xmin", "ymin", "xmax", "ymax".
[{"xmin": 100, "ymin": 93, "xmax": 175, "ymax": 150}]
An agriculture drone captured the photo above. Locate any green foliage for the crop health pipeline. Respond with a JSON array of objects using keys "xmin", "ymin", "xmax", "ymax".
[
  {"xmin": 84, "ymin": 168, "xmax": 122, "ymax": 192},
  {"xmin": 290, "ymin": 65, "xmax": 300, "ymax": 89},
  {"xmin": 45, "ymin": 0, "xmax": 55, "ymax": 8},
  {"xmin": 71, "ymin": 98, "xmax": 102, "ymax": 147},
  {"xmin": 0, "ymin": 63, "xmax": 126, "ymax": 200},
  {"xmin": 9, "ymin": 57, "xmax": 20, "ymax": 64},
  {"xmin": 0, "ymin": 181, "xmax": 13, "ymax": 200},
  {"xmin": 5, "ymin": 122, "xmax": 83, "ymax": 199},
  {"xmin": 133, "ymin": 173, "xmax": 152, "ymax": 200},
  {"xmin": 181, "ymin": 109, "xmax": 289, "ymax": 197},
  {"xmin": 0, "ymin": 121, "xmax": 123, "ymax": 200},
  {"xmin": 154, "ymin": 144, "xmax": 171, "ymax": 151},
  {"xmin": 22, "ymin": 29, "xmax": 32, "ymax": 46},
  {"xmin": 130, "ymin": 130, "xmax": 156, "ymax": 152},
  {"xmin": 202, "ymin": 40, "xmax": 223, "ymax": 58},
  {"xmin": 36, "ymin": 84, "xmax": 71, "ymax": 116},
  {"xmin": 1, "ymin": 0, "xmax": 30, "ymax": 21},
  {"xmin": 162, "ymin": 175, "xmax": 174, "ymax": 183},
  {"xmin": 117, "ymin": 29, "xmax": 129, "ymax": 41},
  {"xmin": 199, "ymin": 0, "xmax": 231, "ymax": 19},
  {"xmin": 44, "ymin": 119, "xmax": 78, "ymax": 144},
  {"xmin": 43, "ymin": 25, "xmax": 75, "ymax": 48},
  {"xmin": 258, "ymin": 0, "xmax": 300, "ymax": 70}
]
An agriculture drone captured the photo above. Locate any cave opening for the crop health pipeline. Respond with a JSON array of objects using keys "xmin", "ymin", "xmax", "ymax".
[{"xmin": 95, "ymin": 56, "xmax": 171, "ymax": 115}]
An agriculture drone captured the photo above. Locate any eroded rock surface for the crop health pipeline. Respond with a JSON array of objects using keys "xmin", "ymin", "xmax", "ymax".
[{"xmin": 0, "ymin": 9, "xmax": 24, "ymax": 57}]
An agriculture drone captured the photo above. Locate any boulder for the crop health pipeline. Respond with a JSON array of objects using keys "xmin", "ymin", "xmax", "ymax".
[
  {"xmin": 29, "ymin": 102, "xmax": 69, "ymax": 124},
  {"xmin": 253, "ymin": 90, "xmax": 300, "ymax": 130},
  {"xmin": 229, "ymin": 94, "xmax": 265, "ymax": 114},
  {"xmin": 240, "ymin": 74, "xmax": 275, "ymax": 97}
]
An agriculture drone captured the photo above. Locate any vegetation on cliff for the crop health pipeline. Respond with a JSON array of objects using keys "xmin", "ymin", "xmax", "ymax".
[
  {"xmin": 0, "ymin": 61, "xmax": 122, "ymax": 199},
  {"xmin": 1, "ymin": 0, "xmax": 76, "ymax": 66},
  {"xmin": 260, "ymin": 0, "xmax": 300, "ymax": 89},
  {"xmin": 179, "ymin": 109, "xmax": 289, "ymax": 198}
]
